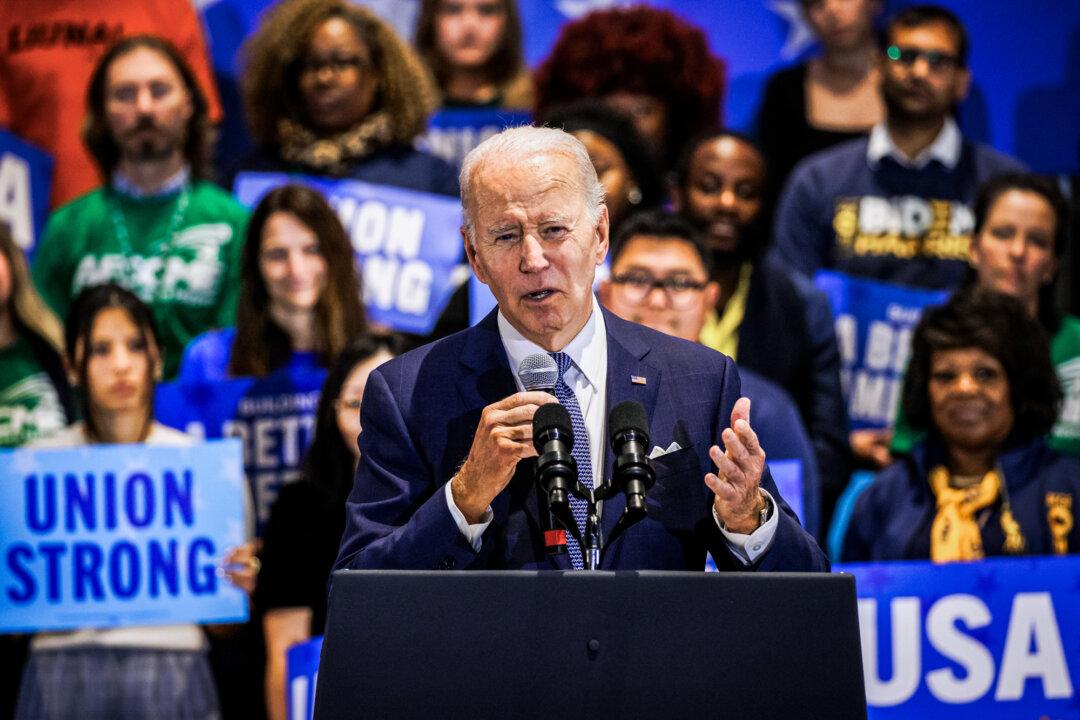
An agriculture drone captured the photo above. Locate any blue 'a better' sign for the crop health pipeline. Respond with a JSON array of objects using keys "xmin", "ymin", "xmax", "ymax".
[
  {"xmin": 156, "ymin": 368, "xmax": 326, "ymax": 535},
  {"xmin": 815, "ymin": 271, "xmax": 949, "ymax": 430}
]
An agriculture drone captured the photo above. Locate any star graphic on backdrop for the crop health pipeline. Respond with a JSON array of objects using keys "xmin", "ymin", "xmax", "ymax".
[{"xmin": 768, "ymin": 0, "xmax": 817, "ymax": 60}]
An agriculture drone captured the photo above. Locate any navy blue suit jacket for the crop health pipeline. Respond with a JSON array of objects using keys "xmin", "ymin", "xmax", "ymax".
[{"xmin": 334, "ymin": 308, "xmax": 828, "ymax": 572}]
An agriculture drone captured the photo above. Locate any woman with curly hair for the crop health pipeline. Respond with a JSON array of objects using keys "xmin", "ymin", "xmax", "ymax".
[
  {"xmin": 238, "ymin": 0, "xmax": 457, "ymax": 195},
  {"xmin": 414, "ymin": 0, "xmax": 533, "ymax": 109},
  {"xmin": 842, "ymin": 287, "xmax": 1080, "ymax": 562},
  {"xmin": 178, "ymin": 184, "xmax": 367, "ymax": 382},
  {"xmin": 533, "ymin": 5, "xmax": 725, "ymax": 171}
]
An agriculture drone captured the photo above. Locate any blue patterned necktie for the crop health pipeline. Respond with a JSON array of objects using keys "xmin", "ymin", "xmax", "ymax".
[{"xmin": 549, "ymin": 351, "xmax": 591, "ymax": 569}]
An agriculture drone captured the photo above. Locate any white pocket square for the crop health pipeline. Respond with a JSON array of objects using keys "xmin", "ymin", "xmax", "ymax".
[{"xmin": 648, "ymin": 442, "xmax": 683, "ymax": 459}]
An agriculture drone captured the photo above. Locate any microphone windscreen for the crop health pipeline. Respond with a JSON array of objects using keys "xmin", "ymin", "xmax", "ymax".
[
  {"xmin": 533, "ymin": 402, "xmax": 573, "ymax": 443},
  {"xmin": 608, "ymin": 400, "xmax": 649, "ymax": 444},
  {"xmin": 518, "ymin": 353, "xmax": 559, "ymax": 392}
]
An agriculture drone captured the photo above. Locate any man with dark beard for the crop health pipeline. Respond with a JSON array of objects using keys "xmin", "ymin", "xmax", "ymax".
[
  {"xmin": 772, "ymin": 4, "xmax": 1024, "ymax": 291},
  {"xmin": 672, "ymin": 130, "xmax": 849, "ymax": 536},
  {"xmin": 33, "ymin": 35, "xmax": 248, "ymax": 379}
]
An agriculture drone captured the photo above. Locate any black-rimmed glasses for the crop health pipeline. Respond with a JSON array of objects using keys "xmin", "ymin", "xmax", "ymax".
[
  {"xmin": 886, "ymin": 45, "xmax": 960, "ymax": 72},
  {"xmin": 610, "ymin": 272, "xmax": 707, "ymax": 309}
]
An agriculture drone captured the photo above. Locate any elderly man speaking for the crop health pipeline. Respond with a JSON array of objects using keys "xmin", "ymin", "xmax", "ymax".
[{"xmin": 334, "ymin": 127, "xmax": 827, "ymax": 572}]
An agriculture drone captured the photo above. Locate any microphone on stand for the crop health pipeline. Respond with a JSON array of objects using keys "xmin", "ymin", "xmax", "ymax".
[
  {"xmin": 606, "ymin": 400, "xmax": 656, "ymax": 546},
  {"xmin": 518, "ymin": 354, "xmax": 570, "ymax": 555},
  {"xmin": 532, "ymin": 403, "xmax": 580, "ymax": 552}
]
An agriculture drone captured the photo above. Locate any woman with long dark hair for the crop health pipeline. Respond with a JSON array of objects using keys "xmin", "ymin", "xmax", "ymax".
[
  {"xmin": 756, "ymin": 0, "xmax": 884, "ymax": 210},
  {"xmin": 255, "ymin": 334, "xmax": 400, "ymax": 720},
  {"xmin": 0, "ymin": 223, "xmax": 75, "ymax": 447},
  {"xmin": 414, "ymin": 0, "xmax": 533, "ymax": 109},
  {"xmin": 16, "ymin": 284, "xmax": 256, "ymax": 719},
  {"xmin": 179, "ymin": 184, "xmax": 366, "ymax": 381}
]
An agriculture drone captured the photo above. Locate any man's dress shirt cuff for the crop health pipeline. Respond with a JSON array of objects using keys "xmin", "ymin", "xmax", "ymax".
[
  {"xmin": 713, "ymin": 488, "xmax": 779, "ymax": 565},
  {"xmin": 444, "ymin": 482, "xmax": 494, "ymax": 552}
]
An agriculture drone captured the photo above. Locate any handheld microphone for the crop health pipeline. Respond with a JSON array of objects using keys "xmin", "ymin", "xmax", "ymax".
[
  {"xmin": 518, "ymin": 353, "xmax": 559, "ymax": 396},
  {"xmin": 608, "ymin": 400, "xmax": 656, "ymax": 517},
  {"xmin": 532, "ymin": 402, "xmax": 580, "ymax": 550}
]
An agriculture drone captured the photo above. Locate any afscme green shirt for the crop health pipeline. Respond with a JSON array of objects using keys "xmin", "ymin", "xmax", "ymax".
[
  {"xmin": 33, "ymin": 181, "xmax": 248, "ymax": 379},
  {"xmin": 0, "ymin": 337, "xmax": 67, "ymax": 447},
  {"xmin": 891, "ymin": 314, "xmax": 1080, "ymax": 458}
]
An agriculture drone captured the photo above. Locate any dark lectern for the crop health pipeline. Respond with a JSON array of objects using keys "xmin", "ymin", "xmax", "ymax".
[{"xmin": 314, "ymin": 571, "xmax": 866, "ymax": 719}]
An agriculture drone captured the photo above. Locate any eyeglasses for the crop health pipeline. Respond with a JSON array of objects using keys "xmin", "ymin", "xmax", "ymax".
[
  {"xmin": 886, "ymin": 45, "xmax": 960, "ymax": 72},
  {"xmin": 299, "ymin": 54, "xmax": 372, "ymax": 77},
  {"xmin": 610, "ymin": 272, "xmax": 707, "ymax": 309}
]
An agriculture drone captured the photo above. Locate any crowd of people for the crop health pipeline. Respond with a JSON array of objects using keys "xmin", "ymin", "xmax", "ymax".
[{"xmin": 0, "ymin": 1, "xmax": 1077, "ymax": 718}]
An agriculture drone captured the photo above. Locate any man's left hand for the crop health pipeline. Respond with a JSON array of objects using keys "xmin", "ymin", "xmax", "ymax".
[{"xmin": 705, "ymin": 397, "xmax": 767, "ymax": 534}]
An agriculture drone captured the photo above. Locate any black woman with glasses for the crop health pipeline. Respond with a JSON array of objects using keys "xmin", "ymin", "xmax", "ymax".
[
  {"xmin": 234, "ymin": 0, "xmax": 457, "ymax": 197},
  {"xmin": 601, "ymin": 207, "xmax": 842, "ymax": 538},
  {"xmin": 773, "ymin": 4, "xmax": 1025, "ymax": 292}
]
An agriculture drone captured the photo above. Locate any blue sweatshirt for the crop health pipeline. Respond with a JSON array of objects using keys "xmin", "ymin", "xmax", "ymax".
[{"xmin": 773, "ymin": 136, "xmax": 1024, "ymax": 290}]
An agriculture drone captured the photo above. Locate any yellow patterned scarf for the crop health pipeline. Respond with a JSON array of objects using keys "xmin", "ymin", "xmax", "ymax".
[{"xmin": 929, "ymin": 466, "xmax": 1026, "ymax": 562}]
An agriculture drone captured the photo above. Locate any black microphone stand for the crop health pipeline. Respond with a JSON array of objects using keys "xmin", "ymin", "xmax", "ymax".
[{"xmin": 533, "ymin": 400, "xmax": 657, "ymax": 570}]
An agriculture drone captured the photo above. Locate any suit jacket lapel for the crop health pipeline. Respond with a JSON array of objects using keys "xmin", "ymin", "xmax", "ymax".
[{"xmin": 599, "ymin": 309, "xmax": 661, "ymax": 550}]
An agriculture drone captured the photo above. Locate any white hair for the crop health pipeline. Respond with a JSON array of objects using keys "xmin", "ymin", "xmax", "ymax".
[{"xmin": 459, "ymin": 125, "xmax": 606, "ymax": 245}]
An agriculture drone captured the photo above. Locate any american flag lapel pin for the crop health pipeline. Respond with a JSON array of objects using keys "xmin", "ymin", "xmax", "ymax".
[{"xmin": 631, "ymin": 375, "xmax": 647, "ymax": 385}]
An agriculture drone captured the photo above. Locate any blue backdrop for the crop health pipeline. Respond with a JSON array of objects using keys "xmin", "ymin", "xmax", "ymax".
[{"xmin": 199, "ymin": 0, "xmax": 1080, "ymax": 175}]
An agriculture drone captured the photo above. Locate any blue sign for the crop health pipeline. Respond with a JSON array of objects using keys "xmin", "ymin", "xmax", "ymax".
[
  {"xmin": 156, "ymin": 368, "xmax": 326, "ymax": 534},
  {"xmin": 420, "ymin": 108, "xmax": 532, "ymax": 171},
  {"xmin": 835, "ymin": 556, "xmax": 1080, "ymax": 718},
  {"xmin": 0, "ymin": 440, "xmax": 248, "ymax": 633},
  {"xmin": 769, "ymin": 459, "xmax": 804, "ymax": 531},
  {"xmin": 0, "ymin": 129, "xmax": 53, "ymax": 259},
  {"xmin": 235, "ymin": 173, "xmax": 465, "ymax": 335},
  {"xmin": 286, "ymin": 635, "xmax": 324, "ymax": 720},
  {"xmin": 815, "ymin": 271, "xmax": 949, "ymax": 430}
]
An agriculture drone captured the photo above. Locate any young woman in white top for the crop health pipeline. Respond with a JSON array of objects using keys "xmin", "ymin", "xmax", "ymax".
[{"xmin": 16, "ymin": 283, "xmax": 256, "ymax": 720}]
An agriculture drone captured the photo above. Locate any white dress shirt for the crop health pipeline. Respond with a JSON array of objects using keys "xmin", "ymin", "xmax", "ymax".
[
  {"xmin": 866, "ymin": 118, "xmax": 962, "ymax": 170},
  {"xmin": 445, "ymin": 297, "xmax": 778, "ymax": 564}
]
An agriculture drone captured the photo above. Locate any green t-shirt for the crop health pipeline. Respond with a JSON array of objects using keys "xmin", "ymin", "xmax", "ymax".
[
  {"xmin": 0, "ymin": 337, "xmax": 67, "ymax": 447},
  {"xmin": 891, "ymin": 314, "xmax": 1080, "ymax": 457},
  {"xmin": 33, "ymin": 181, "xmax": 248, "ymax": 379}
]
